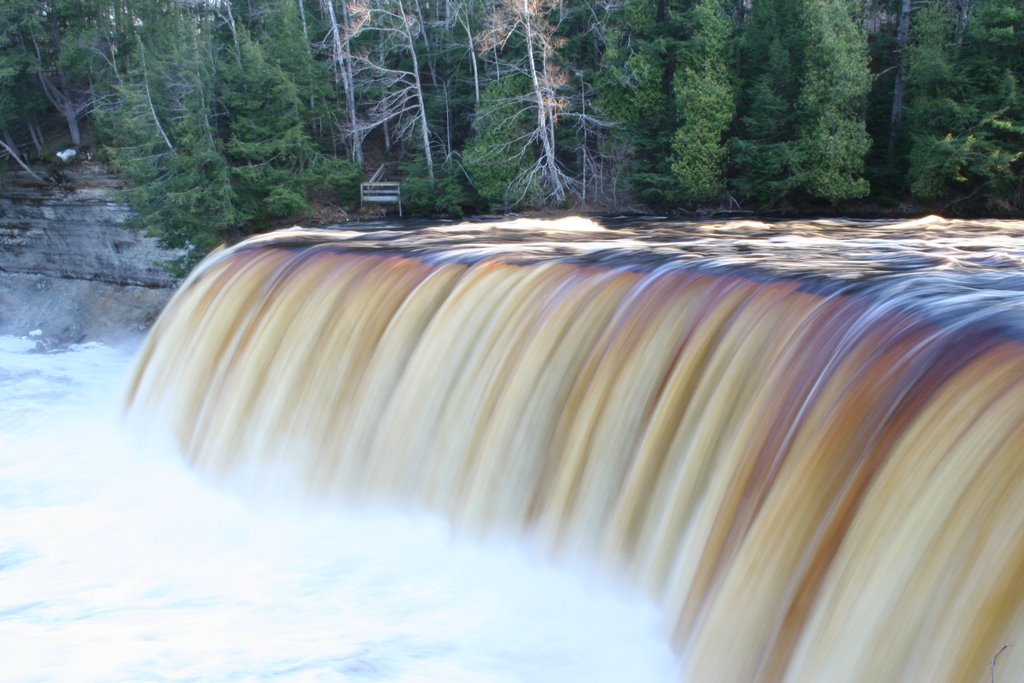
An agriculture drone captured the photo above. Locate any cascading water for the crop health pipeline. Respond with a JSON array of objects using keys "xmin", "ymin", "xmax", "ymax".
[{"xmin": 127, "ymin": 216, "xmax": 1024, "ymax": 682}]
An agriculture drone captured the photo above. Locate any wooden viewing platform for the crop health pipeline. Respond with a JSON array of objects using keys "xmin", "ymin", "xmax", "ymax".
[{"xmin": 360, "ymin": 165, "xmax": 402, "ymax": 216}]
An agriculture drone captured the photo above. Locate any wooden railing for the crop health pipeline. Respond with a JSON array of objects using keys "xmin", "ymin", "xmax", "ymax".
[{"xmin": 360, "ymin": 164, "xmax": 402, "ymax": 216}]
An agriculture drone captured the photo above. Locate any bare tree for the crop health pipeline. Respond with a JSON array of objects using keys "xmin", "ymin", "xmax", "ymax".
[
  {"xmin": 441, "ymin": 0, "xmax": 484, "ymax": 105},
  {"xmin": 215, "ymin": 0, "xmax": 241, "ymax": 57},
  {"xmin": 21, "ymin": 14, "xmax": 90, "ymax": 149},
  {"xmin": 567, "ymin": 72, "xmax": 614, "ymax": 206},
  {"xmin": 409, "ymin": 0, "xmax": 439, "ymax": 86},
  {"xmin": 477, "ymin": 0, "xmax": 575, "ymax": 203},
  {"xmin": 349, "ymin": 0, "xmax": 437, "ymax": 178},
  {"xmin": 322, "ymin": 0, "xmax": 364, "ymax": 164},
  {"xmin": 460, "ymin": 10, "xmax": 481, "ymax": 104},
  {"xmin": 35, "ymin": 72, "xmax": 90, "ymax": 148}
]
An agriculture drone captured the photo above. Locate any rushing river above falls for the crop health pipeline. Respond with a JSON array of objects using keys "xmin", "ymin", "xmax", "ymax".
[
  {"xmin": 6, "ymin": 215, "xmax": 1024, "ymax": 682},
  {"xmin": 257, "ymin": 214, "xmax": 1024, "ymax": 335}
]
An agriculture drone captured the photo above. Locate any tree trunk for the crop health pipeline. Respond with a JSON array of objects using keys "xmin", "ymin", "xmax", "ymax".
[
  {"xmin": 139, "ymin": 42, "xmax": 175, "ymax": 153},
  {"xmin": 223, "ymin": 0, "xmax": 241, "ymax": 64},
  {"xmin": 888, "ymin": 0, "xmax": 911, "ymax": 158},
  {"xmin": 37, "ymin": 73, "xmax": 82, "ymax": 147},
  {"xmin": 297, "ymin": 0, "xmax": 310, "ymax": 42},
  {"xmin": 461, "ymin": 15, "xmax": 480, "ymax": 104},
  {"xmin": 324, "ymin": 0, "xmax": 364, "ymax": 165},
  {"xmin": 28, "ymin": 119, "xmax": 44, "ymax": 154},
  {"xmin": 523, "ymin": 0, "xmax": 564, "ymax": 201},
  {"xmin": 0, "ymin": 130, "xmax": 45, "ymax": 183},
  {"xmin": 541, "ymin": 50, "xmax": 557, "ymax": 154},
  {"xmin": 952, "ymin": 0, "xmax": 971, "ymax": 44},
  {"xmin": 399, "ymin": 0, "xmax": 435, "ymax": 179},
  {"xmin": 580, "ymin": 82, "xmax": 587, "ymax": 204},
  {"xmin": 861, "ymin": 0, "xmax": 874, "ymax": 31},
  {"xmin": 443, "ymin": 81, "xmax": 452, "ymax": 159},
  {"xmin": 66, "ymin": 113, "xmax": 81, "ymax": 148},
  {"xmin": 411, "ymin": 0, "xmax": 439, "ymax": 86}
]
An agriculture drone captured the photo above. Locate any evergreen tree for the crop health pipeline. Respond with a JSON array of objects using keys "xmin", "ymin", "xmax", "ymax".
[
  {"xmin": 671, "ymin": 0, "xmax": 736, "ymax": 203},
  {"xmin": 261, "ymin": 0, "xmax": 339, "ymax": 153},
  {"xmin": 219, "ymin": 28, "xmax": 315, "ymax": 224},
  {"xmin": 793, "ymin": 0, "xmax": 871, "ymax": 200},
  {"xmin": 964, "ymin": 0, "xmax": 1024, "ymax": 210},
  {"xmin": 596, "ymin": 0, "xmax": 685, "ymax": 206},
  {"xmin": 904, "ymin": 2, "xmax": 965, "ymax": 200},
  {"xmin": 733, "ymin": 0, "xmax": 870, "ymax": 203},
  {"xmin": 0, "ymin": 0, "xmax": 46, "ymax": 174},
  {"xmin": 3, "ymin": 0, "xmax": 1023, "ymax": 222},
  {"xmin": 905, "ymin": 0, "xmax": 1023, "ymax": 211},
  {"xmin": 102, "ymin": 13, "xmax": 237, "ymax": 272},
  {"xmin": 731, "ymin": 0, "xmax": 804, "ymax": 203}
]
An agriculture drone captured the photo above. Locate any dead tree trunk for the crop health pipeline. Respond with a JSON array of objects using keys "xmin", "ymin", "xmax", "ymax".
[
  {"xmin": 27, "ymin": 119, "xmax": 44, "ymax": 154},
  {"xmin": 139, "ymin": 41, "xmax": 175, "ymax": 154},
  {"xmin": 0, "ymin": 130, "xmax": 45, "ymax": 183},
  {"xmin": 411, "ymin": 0, "xmax": 439, "ymax": 86},
  {"xmin": 37, "ymin": 72, "xmax": 82, "ymax": 147},
  {"xmin": 522, "ymin": 0, "xmax": 565, "ymax": 201},
  {"xmin": 324, "ymin": 0, "xmax": 364, "ymax": 165},
  {"xmin": 398, "ymin": 0, "xmax": 435, "ymax": 179},
  {"xmin": 888, "ymin": 0, "xmax": 912, "ymax": 158},
  {"xmin": 297, "ymin": 0, "xmax": 310, "ymax": 42},
  {"xmin": 952, "ymin": 0, "xmax": 971, "ymax": 44},
  {"xmin": 460, "ymin": 14, "xmax": 481, "ymax": 104}
]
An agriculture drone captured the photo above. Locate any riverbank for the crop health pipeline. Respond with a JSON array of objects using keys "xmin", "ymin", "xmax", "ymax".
[{"xmin": 0, "ymin": 165, "xmax": 181, "ymax": 344}]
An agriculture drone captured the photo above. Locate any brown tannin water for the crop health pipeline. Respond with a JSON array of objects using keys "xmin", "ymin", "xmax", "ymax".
[{"xmin": 128, "ymin": 216, "xmax": 1024, "ymax": 682}]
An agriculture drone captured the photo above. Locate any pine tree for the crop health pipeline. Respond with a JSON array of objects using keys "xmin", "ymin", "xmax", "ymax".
[
  {"xmin": 261, "ymin": 0, "xmax": 338, "ymax": 153},
  {"xmin": 596, "ymin": 0, "xmax": 685, "ymax": 206},
  {"xmin": 671, "ymin": 0, "xmax": 736, "ymax": 203},
  {"xmin": 219, "ymin": 27, "xmax": 315, "ymax": 224},
  {"xmin": 731, "ymin": 0, "xmax": 804, "ymax": 203},
  {"xmin": 905, "ymin": 0, "xmax": 1023, "ymax": 211},
  {"xmin": 963, "ymin": 0, "xmax": 1024, "ymax": 210},
  {"xmin": 102, "ymin": 12, "xmax": 237, "ymax": 272},
  {"xmin": 732, "ymin": 0, "xmax": 870, "ymax": 204},
  {"xmin": 904, "ymin": 3, "xmax": 965, "ymax": 200},
  {"xmin": 793, "ymin": 0, "xmax": 871, "ymax": 200}
]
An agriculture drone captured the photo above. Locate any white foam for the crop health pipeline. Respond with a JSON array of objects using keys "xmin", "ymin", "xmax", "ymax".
[
  {"xmin": 0, "ymin": 338, "xmax": 677, "ymax": 682},
  {"xmin": 434, "ymin": 216, "xmax": 607, "ymax": 233}
]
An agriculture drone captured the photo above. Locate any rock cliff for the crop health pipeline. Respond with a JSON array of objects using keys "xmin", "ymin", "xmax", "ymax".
[{"xmin": 0, "ymin": 165, "xmax": 180, "ymax": 343}]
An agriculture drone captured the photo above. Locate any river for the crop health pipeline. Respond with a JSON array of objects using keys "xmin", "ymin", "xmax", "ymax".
[{"xmin": 6, "ymin": 214, "xmax": 1024, "ymax": 681}]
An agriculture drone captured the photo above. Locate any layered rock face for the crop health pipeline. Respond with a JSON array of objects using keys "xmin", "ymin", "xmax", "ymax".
[{"xmin": 0, "ymin": 167, "xmax": 180, "ymax": 343}]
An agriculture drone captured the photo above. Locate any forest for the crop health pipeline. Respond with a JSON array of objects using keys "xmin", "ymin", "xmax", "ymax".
[{"xmin": 0, "ymin": 0, "xmax": 1021, "ymax": 264}]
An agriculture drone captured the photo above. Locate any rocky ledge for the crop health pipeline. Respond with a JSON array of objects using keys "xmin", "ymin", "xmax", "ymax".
[{"xmin": 0, "ymin": 165, "xmax": 180, "ymax": 344}]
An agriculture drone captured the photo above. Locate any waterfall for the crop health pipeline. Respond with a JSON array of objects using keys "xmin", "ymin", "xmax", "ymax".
[{"xmin": 127, "ymin": 220, "xmax": 1024, "ymax": 682}]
